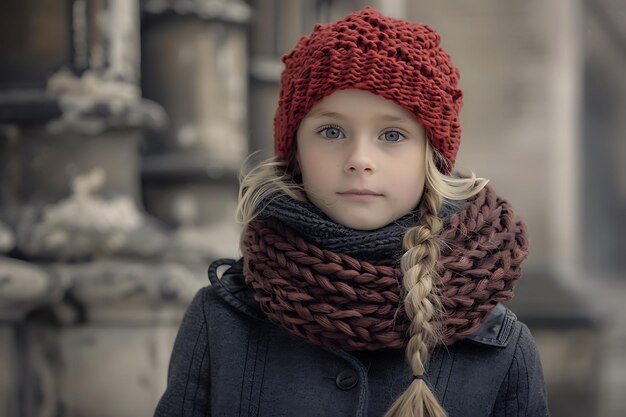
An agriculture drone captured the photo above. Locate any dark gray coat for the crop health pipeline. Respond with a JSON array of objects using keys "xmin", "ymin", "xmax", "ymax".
[{"xmin": 154, "ymin": 259, "xmax": 549, "ymax": 417}]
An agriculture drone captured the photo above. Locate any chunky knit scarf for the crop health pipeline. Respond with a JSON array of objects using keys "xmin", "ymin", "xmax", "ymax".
[{"xmin": 242, "ymin": 185, "xmax": 528, "ymax": 351}]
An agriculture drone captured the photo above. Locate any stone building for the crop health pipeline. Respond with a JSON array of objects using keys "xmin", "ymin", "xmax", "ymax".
[{"xmin": 0, "ymin": 0, "xmax": 624, "ymax": 416}]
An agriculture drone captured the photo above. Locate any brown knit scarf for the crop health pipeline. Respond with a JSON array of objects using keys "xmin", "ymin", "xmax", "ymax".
[{"xmin": 243, "ymin": 185, "xmax": 528, "ymax": 351}]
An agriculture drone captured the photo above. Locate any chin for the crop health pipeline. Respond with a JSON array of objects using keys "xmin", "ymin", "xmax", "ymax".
[
  {"xmin": 337, "ymin": 216, "xmax": 387, "ymax": 231},
  {"xmin": 322, "ymin": 206, "xmax": 392, "ymax": 230}
]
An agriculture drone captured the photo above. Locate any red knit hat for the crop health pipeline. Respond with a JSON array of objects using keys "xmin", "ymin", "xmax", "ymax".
[{"xmin": 273, "ymin": 7, "xmax": 463, "ymax": 174}]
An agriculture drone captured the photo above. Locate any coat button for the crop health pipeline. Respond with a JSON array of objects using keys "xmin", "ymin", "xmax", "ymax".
[{"xmin": 335, "ymin": 369, "xmax": 358, "ymax": 390}]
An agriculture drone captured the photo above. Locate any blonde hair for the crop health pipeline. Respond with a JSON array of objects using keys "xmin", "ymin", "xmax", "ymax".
[
  {"xmin": 236, "ymin": 154, "xmax": 304, "ymax": 250},
  {"xmin": 236, "ymin": 143, "xmax": 488, "ymax": 417},
  {"xmin": 383, "ymin": 144, "xmax": 487, "ymax": 417}
]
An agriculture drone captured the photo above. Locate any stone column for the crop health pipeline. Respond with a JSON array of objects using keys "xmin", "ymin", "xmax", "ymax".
[
  {"xmin": 248, "ymin": 0, "xmax": 368, "ymax": 155},
  {"xmin": 0, "ymin": 0, "xmax": 167, "ymax": 261},
  {"xmin": 0, "ymin": 257, "xmax": 69, "ymax": 417},
  {"xmin": 402, "ymin": 1, "xmax": 600, "ymax": 416},
  {"xmin": 1, "ymin": 222, "xmax": 69, "ymax": 417},
  {"xmin": 140, "ymin": 0, "xmax": 251, "ymax": 259},
  {"xmin": 0, "ymin": 1, "xmax": 208, "ymax": 416},
  {"xmin": 581, "ymin": 2, "xmax": 626, "ymax": 415},
  {"xmin": 405, "ymin": 0, "xmax": 582, "ymax": 277}
]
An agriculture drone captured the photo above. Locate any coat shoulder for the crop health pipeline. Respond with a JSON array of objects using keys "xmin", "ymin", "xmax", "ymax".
[
  {"xmin": 465, "ymin": 303, "xmax": 518, "ymax": 348},
  {"xmin": 434, "ymin": 314, "xmax": 547, "ymax": 417}
]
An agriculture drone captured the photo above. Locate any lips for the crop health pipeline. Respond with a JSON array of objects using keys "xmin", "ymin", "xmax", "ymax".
[
  {"xmin": 337, "ymin": 189, "xmax": 383, "ymax": 203},
  {"xmin": 337, "ymin": 189, "xmax": 383, "ymax": 197}
]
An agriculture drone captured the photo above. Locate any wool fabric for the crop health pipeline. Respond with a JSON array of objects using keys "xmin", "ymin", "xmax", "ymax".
[
  {"xmin": 274, "ymin": 7, "xmax": 463, "ymax": 173},
  {"xmin": 258, "ymin": 193, "xmax": 464, "ymax": 262},
  {"xmin": 243, "ymin": 185, "xmax": 528, "ymax": 351}
]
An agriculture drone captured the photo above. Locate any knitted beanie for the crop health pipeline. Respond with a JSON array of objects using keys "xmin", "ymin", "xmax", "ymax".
[{"xmin": 273, "ymin": 7, "xmax": 463, "ymax": 174}]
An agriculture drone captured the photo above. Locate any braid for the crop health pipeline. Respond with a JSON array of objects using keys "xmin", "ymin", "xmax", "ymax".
[{"xmin": 384, "ymin": 186, "xmax": 447, "ymax": 417}]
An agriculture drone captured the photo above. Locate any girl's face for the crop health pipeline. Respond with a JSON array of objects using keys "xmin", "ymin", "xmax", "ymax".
[{"xmin": 296, "ymin": 89, "xmax": 427, "ymax": 230}]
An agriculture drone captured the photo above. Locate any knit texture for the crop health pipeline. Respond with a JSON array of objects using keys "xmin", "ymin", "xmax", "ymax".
[
  {"xmin": 243, "ymin": 185, "xmax": 528, "ymax": 351},
  {"xmin": 274, "ymin": 7, "xmax": 463, "ymax": 173},
  {"xmin": 259, "ymin": 194, "xmax": 464, "ymax": 262}
]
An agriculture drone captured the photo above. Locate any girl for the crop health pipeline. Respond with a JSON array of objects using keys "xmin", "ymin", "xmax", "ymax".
[{"xmin": 155, "ymin": 7, "xmax": 549, "ymax": 417}]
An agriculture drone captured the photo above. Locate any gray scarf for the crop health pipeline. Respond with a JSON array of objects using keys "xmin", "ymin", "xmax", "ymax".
[{"xmin": 259, "ymin": 195, "xmax": 463, "ymax": 262}]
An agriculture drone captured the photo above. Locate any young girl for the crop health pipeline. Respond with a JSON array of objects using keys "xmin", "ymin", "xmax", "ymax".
[{"xmin": 155, "ymin": 7, "xmax": 549, "ymax": 417}]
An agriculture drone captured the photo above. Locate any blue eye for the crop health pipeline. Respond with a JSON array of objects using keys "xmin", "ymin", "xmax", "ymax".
[
  {"xmin": 319, "ymin": 126, "xmax": 344, "ymax": 139},
  {"xmin": 382, "ymin": 130, "xmax": 403, "ymax": 142}
]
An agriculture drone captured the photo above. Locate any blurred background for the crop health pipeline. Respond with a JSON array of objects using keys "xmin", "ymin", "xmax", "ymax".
[{"xmin": 0, "ymin": 0, "xmax": 624, "ymax": 416}]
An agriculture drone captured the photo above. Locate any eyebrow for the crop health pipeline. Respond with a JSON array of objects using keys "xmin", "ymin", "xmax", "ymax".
[{"xmin": 307, "ymin": 110, "xmax": 409, "ymax": 123}]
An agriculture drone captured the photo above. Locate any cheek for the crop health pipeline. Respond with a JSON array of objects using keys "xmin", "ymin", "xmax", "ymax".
[
  {"xmin": 303, "ymin": 169, "xmax": 331, "ymax": 193},
  {"xmin": 299, "ymin": 152, "xmax": 333, "ymax": 191},
  {"xmin": 389, "ymin": 158, "xmax": 426, "ymax": 201},
  {"xmin": 398, "ymin": 176, "xmax": 425, "ymax": 201}
]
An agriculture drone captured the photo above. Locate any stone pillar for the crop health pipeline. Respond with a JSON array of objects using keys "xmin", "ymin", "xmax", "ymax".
[
  {"xmin": 42, "ymin": 260, "xmax": 204, "ymax": 417},
  {"xmin": 402, "ymin": 1, "xmax": 600, "ymax": 416},
  {"xmin": 0, "ymin": 195, "xmax": 18, "ymax": 417},
  {"xmin": 140, "ymin": 0, "xmax": 251, "ymax": 259},
  {"xmin": 0, "ymin": 0, "xmax": 167, "ymax": 261},
  {"xmin": 0, "ymin": 257, "xmax": 69, "ymax": 417},
  {"xmin": 369, "ymin": 0, "xmax": 407, "ymax": 19},
  {"xmin": 581, "ymin": 2, "xmax": 626, "ymax": 416},
  {"xmin": 247, "ymin": 0, "xmax": 364, "ymax": 155},
  {"xmin": 405, "ymin": 0, "xmax": 582, "ymax": 277},
  {"xmin": 0, "ymin": 1, "xmax": 209, "ymax": 416}
]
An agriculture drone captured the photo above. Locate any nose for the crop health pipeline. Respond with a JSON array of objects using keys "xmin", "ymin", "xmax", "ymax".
[{"xmin": 344, "ymin": 139, "xmax": 376, "ymax": 174}]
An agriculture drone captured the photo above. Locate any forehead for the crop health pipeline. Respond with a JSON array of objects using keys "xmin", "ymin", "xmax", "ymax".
[{"xmin": 304, "ymin": 89, "xmax": 416, "ymax": 122}]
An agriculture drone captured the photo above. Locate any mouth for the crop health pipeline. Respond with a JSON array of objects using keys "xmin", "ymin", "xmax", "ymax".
[
  {"xmin": 337, "ymin": 189, "xmax": 383, "ymax": 200},
  {"xmin": 338, "ymin": 189, "xmax": 382, "ymax": 196}
]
